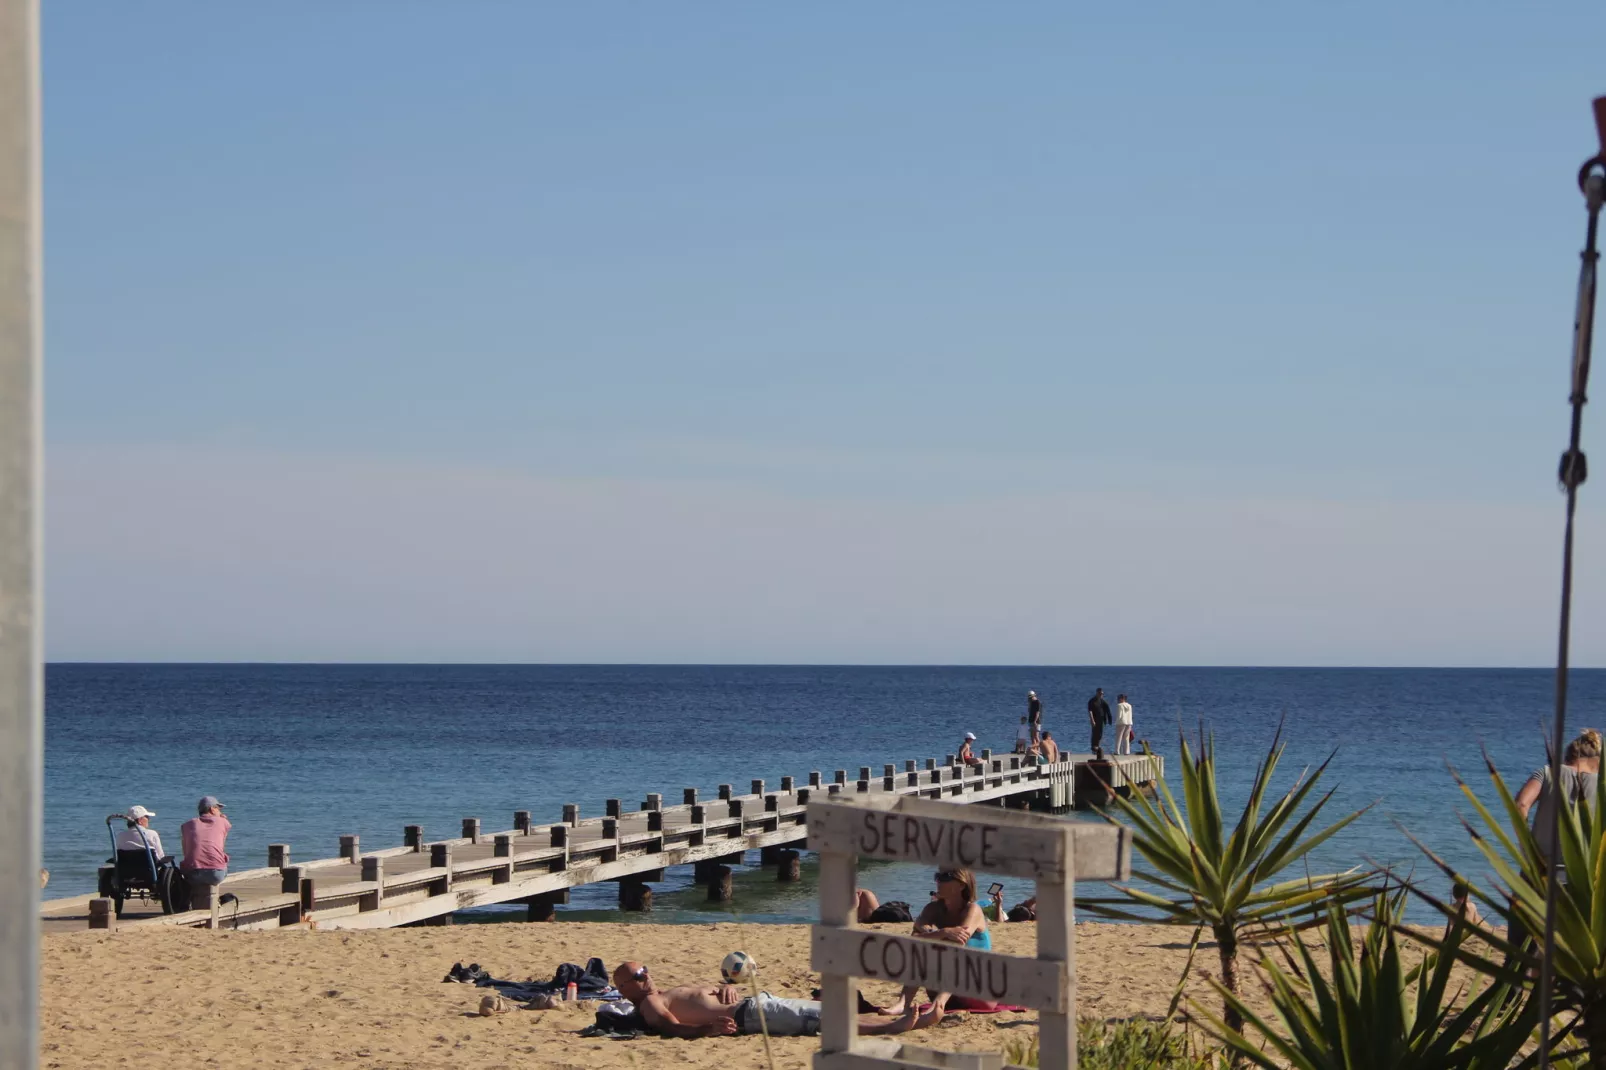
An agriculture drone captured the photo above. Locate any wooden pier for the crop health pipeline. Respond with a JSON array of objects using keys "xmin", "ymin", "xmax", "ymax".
[{"xmin": 41, "ymin": 750, "xmax": 1162, "ymax": 933}]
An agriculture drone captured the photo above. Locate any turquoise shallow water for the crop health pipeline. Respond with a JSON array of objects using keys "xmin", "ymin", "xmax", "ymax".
[{"xmin": 44, "ymin": 664, "xmax": 1606, "ymax": 922}]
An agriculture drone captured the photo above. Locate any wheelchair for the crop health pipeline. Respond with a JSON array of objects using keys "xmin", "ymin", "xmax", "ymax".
[{"xmin": 97, "ymin": 814, "xmax": 190, "ymax": 917}]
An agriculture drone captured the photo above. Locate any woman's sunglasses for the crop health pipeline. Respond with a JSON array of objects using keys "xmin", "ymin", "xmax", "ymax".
[{"xmin": 933, "ymin": 871, "xmax": 959, "ymax": 883}]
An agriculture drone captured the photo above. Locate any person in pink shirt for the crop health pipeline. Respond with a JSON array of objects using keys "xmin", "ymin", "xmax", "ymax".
[{"xmin": 180, "ymin": 795, "xmax": 232, "ymax": 909}]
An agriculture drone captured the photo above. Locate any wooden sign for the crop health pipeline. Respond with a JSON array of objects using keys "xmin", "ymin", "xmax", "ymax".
[
  {"xmin": 807, "ymin": 793, "xmax": 1129, "ymax": 882},
  {"xmin": 812, "ymin": 926, "xmax": 1067, "ymax": 1012}
]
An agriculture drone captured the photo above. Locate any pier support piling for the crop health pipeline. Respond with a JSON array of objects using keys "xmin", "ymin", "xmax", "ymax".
[
  {"xmin": 619, "ymin": 880, "xmax": 653, "ymax": 912},
  {"xmin": 777, "ymin": 850, "xmax": 801, "ymax": 882},
  {"xmin": 706, "ymin": 865, "xmax": 733, "ymax": 902}
]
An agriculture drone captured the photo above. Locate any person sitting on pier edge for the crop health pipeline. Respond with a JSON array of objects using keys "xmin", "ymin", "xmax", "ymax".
[
  {"xmin": 1014, "ymin": 716, "xmax": 1032, "ymax": 754},
  {"xmin": 114, "ymin": 805, "xmax": 169, "ymax": 861},
  {"xmin": 1028, "ymin": 731, "xmax": 1059, "ymax": 764},
  {"xmin": 957, "ymin": 732, "xmax": 983, "ymax": 767},
  {"xmin": 611, "ymin": 961, "xmax": 892, "ymax": 1037},
  {"xmin": 874, "ymin": 867, "xmax": 994, "ymax": 1030},
  {"xmin": 1087, "ymin": 688, "xmax": 1111, "ymax": 755},
  {"xmin": 180, "ymin": 795, "xmax": 231, "ymax": 910}
]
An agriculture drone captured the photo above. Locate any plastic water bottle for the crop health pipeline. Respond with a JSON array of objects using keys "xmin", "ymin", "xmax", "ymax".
[{"xmin": 565, "ymin": 982, "xmax": 578, "ymax": 1002}]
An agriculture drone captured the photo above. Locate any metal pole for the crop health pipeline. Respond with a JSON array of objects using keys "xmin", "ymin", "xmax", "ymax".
[
  {"xmin": 1537, "ymin": 111, "xmax": 1605, "ymax": 1069},
  {"xmin": 0, "ymin": 0, "xmax": 41, "ymax": 1065}
]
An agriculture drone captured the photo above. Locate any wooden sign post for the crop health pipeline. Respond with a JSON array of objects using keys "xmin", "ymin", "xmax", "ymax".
[{"xmin": 807, "ymin": 794, "xmax": 1129, "ymax": 1070}]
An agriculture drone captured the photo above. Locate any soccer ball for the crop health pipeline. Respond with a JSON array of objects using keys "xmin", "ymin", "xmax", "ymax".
[{"xmin": 721, "ymin": 950, "xmax": 757, "ymax": 983}]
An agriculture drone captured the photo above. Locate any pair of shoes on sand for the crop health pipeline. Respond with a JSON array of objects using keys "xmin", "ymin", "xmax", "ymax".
[{"xmin": 444, "ymin": 962, "xmax": 491, "ymax": 984}]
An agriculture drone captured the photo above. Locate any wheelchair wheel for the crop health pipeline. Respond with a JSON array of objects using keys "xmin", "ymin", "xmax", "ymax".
[{"xmin": 161, "ymin": 867, "xmax": 191, "ymax": 914}]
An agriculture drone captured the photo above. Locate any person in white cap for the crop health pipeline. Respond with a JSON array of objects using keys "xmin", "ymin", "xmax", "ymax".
[
  {"xmin": 113, "ymin": 805, "xmax": 167, "ymax": 860},
  {"xmin": 957, "ymin": 732, "xmax": 984, "ymax": 767}
]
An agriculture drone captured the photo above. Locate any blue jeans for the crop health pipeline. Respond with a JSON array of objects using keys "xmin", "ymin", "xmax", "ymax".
[
  {"xmin": 735, "ymin": 994, "xmax": 821, "ymax": 1036},
  {"xmin": 185, "ymin": 868, "xmax": 227, "ymax": 909}
]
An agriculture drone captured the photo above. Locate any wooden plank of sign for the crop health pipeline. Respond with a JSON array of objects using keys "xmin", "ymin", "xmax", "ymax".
[
  {"xmin": 816, "ymin": 1038, "xmax": 1016, "ymax": 1070},
  {"xmin": 807, "ymin": 795, "xmax": 1128, "ymax": 882},
  {"xmin": 811, "ymin": 927, "xmax": 1067, "ymax": 1013}
]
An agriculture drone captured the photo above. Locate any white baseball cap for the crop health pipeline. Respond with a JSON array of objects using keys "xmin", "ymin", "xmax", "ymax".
[
  {"xmin": 964, "ymin": 732, "xmax": 976, "ymax": 741},
  {"xmin": 127, "ymin": 805, "xmax": 155, "ymax": 820}
]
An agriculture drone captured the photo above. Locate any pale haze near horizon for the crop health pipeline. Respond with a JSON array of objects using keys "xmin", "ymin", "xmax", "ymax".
[{"xmin": 43, "ymin": 4, "xmax": 1606, "ymax": 666}]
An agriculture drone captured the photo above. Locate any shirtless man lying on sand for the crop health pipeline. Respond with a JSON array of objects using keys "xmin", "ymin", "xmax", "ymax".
[{"xmin": 611, "ymin": 961, "xmax": 902, "ymax": 1038}]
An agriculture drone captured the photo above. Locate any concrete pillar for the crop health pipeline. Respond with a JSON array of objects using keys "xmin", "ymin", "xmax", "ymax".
[
  {"xmin": 339, "ymin": 835, "xmax": 360, "ymax": 863},
  {"xmin": 684, "ymin": 787, "xmax": 698, "ymax": 805},
  {"xmin": 88, "ymin": 898, "xmax": 111, "ymax": 930},
  {"xmin": 461, "ymin": 818, "xmax": 480, "ymax": 843},
  {"xmin": 562, "ymin": 804, "xmax": 579, "ymax": 826},
  {"xmin": 514, "ymin": 810, "xmax": 532, "ymax": 833},
  {"xmin": 606, "ymin": 799, "xmax": 622, "ymax": 818},
  {"xmin": 751, "ymin": 779, "xmax": 765, "ymax": 796},
  {"xmin": 268, "ymin": 844, "xmax": 290, "ymax": 868},
  {"xmin": 718, "ymin": 784, "xmax": 733, "ymax": 801},
  {"xmin": 780, "ymin": 776, "xmax": 795, "ymax": 792},
  {"xmin": 404, "ymin": 825, "xmax": 423, "ymax": 851}
]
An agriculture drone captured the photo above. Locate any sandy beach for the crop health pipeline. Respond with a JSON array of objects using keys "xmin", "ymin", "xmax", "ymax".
[{"xmin": 40, "ymin": 920, "xmax": 1228, "ymax": 1070}]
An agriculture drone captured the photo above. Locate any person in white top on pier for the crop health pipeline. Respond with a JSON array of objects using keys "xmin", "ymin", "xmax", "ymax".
[
  {"xmin": 113, "ymin": 804, "xmax": 167, "ymax": 860},
  {"xmin": 1014, "ymin": 717, "xmax": 1032, "ymax": 754},
  {"xmin": 1114, "ymin": 694, "xmax": 1134, "ymax": 755}
]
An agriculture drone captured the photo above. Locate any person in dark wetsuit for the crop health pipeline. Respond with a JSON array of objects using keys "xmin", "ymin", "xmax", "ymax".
[{"xmin": 1087, "ymin": 688, "xmax": 1111, "ymax": 754}]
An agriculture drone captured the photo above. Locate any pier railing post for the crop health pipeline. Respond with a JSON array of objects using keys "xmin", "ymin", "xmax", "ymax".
[
  {"xmin": 404, "ymin": 825, "xmax": 423, "ymax": 851},
  {"xmin": 514, "ymin": 810, "xmax": 531, "ymax": 834},
  {"xmin": 562, "ymin": 804, "xmax": 579, "ymax": 827},
  {"xmin": 606, "ymin": 799, "xmax": 622, "ymax": 819},
  {"xmin": 644, "ymin": 793, "xmax": 662, "ymax": 811},
  {"xmin": 684, "ymin": 787, "xmax": 698, "ymax": 805},
  {"xmin": 360, "ymin": 856, "xmax": 384, "ymax": 911},
  {"xmin": 809, "ymin": 771, "xmax": 822, "ymax": 787},
  {"xmin": 268, "ymin": 844, "xmax": 290, "ymax": 868},
  {"xmin": 780, "ymin": 775, "xmax": 795, "ymax": 792},
  {"xmin": 461, "ymin": 818, "xmax": 480, "ymax": 844},
  {"xmin": 339, "ymin": 834, "xmax": 361, "ymax": 864},
  {"xmin": 751, "ymin": 779, "xmax": 764, "ymax": 797},
  {"xmin": 718, "ymin": 784, "xmax": 732, "ymax": 801}
]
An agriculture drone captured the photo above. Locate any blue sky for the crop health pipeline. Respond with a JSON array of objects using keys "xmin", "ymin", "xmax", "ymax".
[{"xmin": 41, "ymin": 3, "xmax": 1606, "ymax": 664}]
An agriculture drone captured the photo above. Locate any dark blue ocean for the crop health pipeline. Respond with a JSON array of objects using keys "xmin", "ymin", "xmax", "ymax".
[{"xmin": 44, "ymin": 665, "xmax": 1604, "ymax": 923}]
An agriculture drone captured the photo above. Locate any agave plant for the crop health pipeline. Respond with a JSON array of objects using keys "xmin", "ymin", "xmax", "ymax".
[
  {"xmin": 1403, "ymin": 753, "xmax": 1606, "ymax": 1065},
  {"xmin": 1192, "ymin": 889, "xmax": 1542, "ymax": 1070},
  {"xmin": 1078, "ymin": 725, "xmax": 1374, "ymax": 1031}
]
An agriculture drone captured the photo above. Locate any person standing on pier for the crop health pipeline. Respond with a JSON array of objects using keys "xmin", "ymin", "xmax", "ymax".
[
  {"xmin": 1026, "ymin": 690, "xmax": 1042, "ymax": 740},
  {"xmin": 1087, "ymin": 688, "xmax": 1111, "ymax": 755},
  {"xmin": 1114, "ymin": 694, "xmax": 1134, "ymax": 755},
  {"xmin": 1014, "ymin": 717, "xmax": 1032, "ymax": 754},
  {"xmin": 180, "ymin": 795, "xmax": 232, "ymax": 910}
]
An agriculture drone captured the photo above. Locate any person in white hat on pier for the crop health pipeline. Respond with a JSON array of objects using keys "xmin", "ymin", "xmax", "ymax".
[
  {"xmin": 957, "ymin": 732, "xmax": 984, "ymax": 767},
  {"xmin": 113, "ymin": 804, "xmax": 168, "ymax": 861}
]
